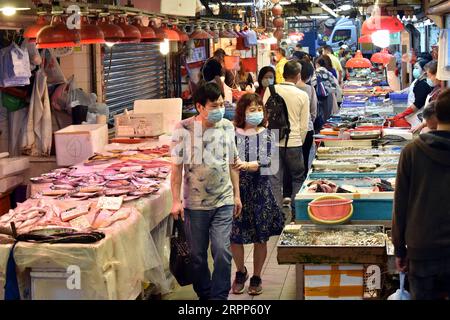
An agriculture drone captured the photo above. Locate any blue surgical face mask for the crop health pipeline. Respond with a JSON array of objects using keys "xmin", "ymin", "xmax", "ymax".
[
  {"xmin": 426, "ymin": 78, "xmax": 435, "ymax": 87},
  {"xmin": 246, "ymin": 111, "xmax": 264, "ymax": 126},
  {"xmin": 413, "ymin": 68, "xmax": 421, "ymax": 79},
  {"xmin": 207, "ymin": 107, "xmax": 225, "ymax": 123},
  {"xmin": 261, "ymin": 78, "xmax": 274, "ymax": 88}
]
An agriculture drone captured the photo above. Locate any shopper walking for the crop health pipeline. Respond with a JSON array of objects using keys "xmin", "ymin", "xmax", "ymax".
[
  {"xmin": 322, "ymin": 45, "xmax": 343, "ymax": 84},
  {"xmin": 274, "ymin": 48, "xmax": 288, "ymax": 84},
  {"xmin": 256, "ymin": 66, "xmax": 276, "ymax": 97},
  {"xmin": 230, "ymin": 93, "xmax": 284, "ymax": 296},
  {"xmin": 201, "ymin": 49, "xmax": 227, "ymax": 93},
  {"xmin": 297, "ymin": 60, "xmax": 317, "ymax": 176},
  {"xmin": 282, "ymin": 59, "xmax": 318, "ymax": 204},
  {"xmin": 263, "ymin": 60, "xmax": 310, "ymax": 221},
  {"xmin": 392, "ymin": 89, "xmax": 450, "ymax": 300},
  {"xmin": 170, "ymin": 82, "xmax": 242, "ymax": 300},
  {"xmin": 314, "ymin": 56, "xmax": 338, "ymax": 131}
]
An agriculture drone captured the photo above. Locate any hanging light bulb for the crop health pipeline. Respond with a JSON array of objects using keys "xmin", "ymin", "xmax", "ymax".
[
  {"xmin": 159, "ymin": 38, "xmax": 170, "ymax": 55},
  {"xmin": 0, "ymin": 1, "xmax": 31, "ymax": 16},
  {"xmin": 371, "ymin": 30, "xmax": 390, "ymax": 48}
]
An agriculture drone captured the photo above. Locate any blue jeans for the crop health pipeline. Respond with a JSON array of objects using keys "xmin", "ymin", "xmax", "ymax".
[{"xmin": 184, "ymin": 205, "xmax": 234, "ymax": 300}]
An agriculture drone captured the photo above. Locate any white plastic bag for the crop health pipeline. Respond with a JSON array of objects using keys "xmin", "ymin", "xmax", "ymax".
[
  {"xmin": 388, "ymin": 272, "xmax": 411, "ymax": 300},
  {"xmin": 43, "ymin": 49, "xmax": 66, "ymax": 85}
]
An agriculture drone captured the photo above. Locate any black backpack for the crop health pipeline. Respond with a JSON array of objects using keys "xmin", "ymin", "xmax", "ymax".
[{"xmin": 265, "ymin": 85, "xmax": 291, "ymax": 148}]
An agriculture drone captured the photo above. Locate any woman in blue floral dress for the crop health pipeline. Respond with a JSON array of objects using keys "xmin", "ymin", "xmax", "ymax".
[{"xmin": 231, "ymin": 93, "xmax": 285, "ymax": 296}]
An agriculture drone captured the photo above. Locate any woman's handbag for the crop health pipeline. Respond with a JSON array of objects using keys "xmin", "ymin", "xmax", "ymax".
[{"xmin": 169, "ymin": 219, "xmax": 193, "ymax": 286}]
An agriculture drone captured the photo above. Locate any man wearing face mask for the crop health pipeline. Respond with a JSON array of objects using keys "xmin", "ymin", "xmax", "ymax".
[
  {"xmin": 391, "ymin": 58, "xmax": 433, "ymax": 127},
  {"xmin": 263, "ymin": 61, "xmax": 310, "ymax": 222},
  {"xmin": 170, "ymin": 82, "xmax": 242, "ymax": 300}
]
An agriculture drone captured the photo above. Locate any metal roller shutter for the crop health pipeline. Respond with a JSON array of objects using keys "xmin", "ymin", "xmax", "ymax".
[{"xmin": 102, "ymin": 43, "xmax": 167, "ymax": 120}]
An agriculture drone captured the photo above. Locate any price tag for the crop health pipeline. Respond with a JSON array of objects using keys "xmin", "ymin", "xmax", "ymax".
[
  {"xmin": 98, "ymin": 196, "xmax": 123, "ymax": 211},
  {"xmin": 70, "ymin": 215, "xmax": 92, "ymax": 229},
  {"xmin": 61, "ymin": 204, "xmax": 90, "ymax": 222}
]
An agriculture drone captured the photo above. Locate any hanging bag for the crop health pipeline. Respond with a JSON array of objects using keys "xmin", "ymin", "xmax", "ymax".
[
  {"xmin": 42, "ymin": 49, "xmax": 66, "ymax": 85},
  {"xmin": 315, "ymin": 73, "xmax": 329, "ymax": 99},
  {"xmin": 265, "ymin": 85, "xmax": 291, "ymax": 148},
  {"xmin": 387, "ymin": 272, "xmax": 411, "ymax": 300},
  {"xmin": 169, "ymin": 219, "xmax": 192, "ymax": 286}
]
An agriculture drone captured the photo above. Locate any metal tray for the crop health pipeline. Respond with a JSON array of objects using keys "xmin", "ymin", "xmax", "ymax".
[
  {"xmin": 278, "ymin": 224, "xmax": 386, "ymax": 248},
  {"xmin": 277, "ymin": 225, "xmax": 387, "ymax": 265}
]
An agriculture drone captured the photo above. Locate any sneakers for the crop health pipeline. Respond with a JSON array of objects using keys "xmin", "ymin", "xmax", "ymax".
[
  {"xmin": 231, "ymin": 267, "xmax": 248, "ymax": 294},
  {"xmin": 248, "ymin": 276, "xmax": 263, "ymax": 295},
  {"xmin": 282, "ymin": 197, "xmax": 291, "ymax": 207}
]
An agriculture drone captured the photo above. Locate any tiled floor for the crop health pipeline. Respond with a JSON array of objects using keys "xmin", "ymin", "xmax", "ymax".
[{"xmin": 163, "ymin": 235, "xmax": 297, "ymax": 300}]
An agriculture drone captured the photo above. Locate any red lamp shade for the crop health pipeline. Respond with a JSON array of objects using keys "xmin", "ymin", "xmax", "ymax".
[
  {"xmin": 273, "ymin": 17, "xmax": 284, "ymax": 28},
  {"xmin": 358, "ymin": 34, "xmax": 372, "ymax": 44},
  {"xmin": 36, "ymin": 15, "xmax": 80, "ymax": 49},
  {"xmin": 149, "ymin": 20, "xmax": 167, "ymax": 41},
  {"xmin": 131, "ymin": 17, "xmax": 156, "ymax": 42},
  {"xmin": 345, "ymin": 50, "xmax": 373, "ymax": 68},
  {"xmin": 158, "ymin": 24, "xmax": 180, "ymax": 41},
  {"xmin": 274, "ymin": 28, "xmax": 284, "ymax": 40},
  {"xmin": 371, "ymin": 48, "xmax": 393, "ymax": 65},
  {"xmin": 272, "ymin": 4, "xmax": 283, "ymax": 16},
  {"xmin": 361, "ymin": 16, "xmax": 404, "ymax": 35},
  {"xmin": 80, "ymin": 16, "xmax": 104, "ymax": 45},
  {"xmin": 97, "ymin": 16, "xmax": 124, "ymax": 43},
  {"xmin": 115, "ymin": 16, "xmax": 141, "ymax": 43},
  {"xmin": 24, "ymin": 15, "xmax": 49, "ymax": 43},
  {"xmin": 190, "ymin": 25, "xmax": 213, "ymax": 40},
  {"xmin": 172, "ymin": 25, "xmax": 189, "ymax": 42}
]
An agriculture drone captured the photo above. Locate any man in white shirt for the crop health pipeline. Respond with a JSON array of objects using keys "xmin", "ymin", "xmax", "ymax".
[{"xmin": 263, "ymin": 60, "xmax": 310, "ymax": 221}]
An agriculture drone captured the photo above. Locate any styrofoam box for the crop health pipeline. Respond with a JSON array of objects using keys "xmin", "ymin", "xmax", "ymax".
[
  {"xmin": 0, "ymin": 175, "xmax": 23, "ymax": 193},
  {"xmin": 383, "ymin": 128, "xmax": 413, "ymax": 140},
  {"xmin": 304, "ymin": 265, "xmax": 364, "ymax": 300},
  {"xmin": 55, "ymin": 124, "xmax": 108, "ymax": 166},
  {"xmin": 0, "ymin": 157, "xmax": 29, "ymax": 179},
  {"xmin": 30, "ymin": 268, "xmax": 118, "ymax": 300}
]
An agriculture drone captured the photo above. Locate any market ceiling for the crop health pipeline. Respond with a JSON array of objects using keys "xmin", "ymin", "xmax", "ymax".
[{"xmin": 215, "ymin": 0, "xmax": 423, "ymax": 17}]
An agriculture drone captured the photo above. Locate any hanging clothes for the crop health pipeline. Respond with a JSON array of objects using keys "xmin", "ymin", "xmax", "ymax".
[
  {"xmin": 21, "ymin": 68, "xmax": 52, "ymax": 156},
  {"xmin": 0, "ymin": 43, "xmax": 31, "ymax": 88}
]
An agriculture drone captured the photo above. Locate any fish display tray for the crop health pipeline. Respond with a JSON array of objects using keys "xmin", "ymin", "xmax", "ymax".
[{"xmin": 277, "ymin": 225, "xmax": 387, "ymax": 265}]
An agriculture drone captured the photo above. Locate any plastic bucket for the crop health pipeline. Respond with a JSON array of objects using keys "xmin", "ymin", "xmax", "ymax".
[{"xmin": 308, "ymin": 196, "xmax": 353, "ymax": 224}]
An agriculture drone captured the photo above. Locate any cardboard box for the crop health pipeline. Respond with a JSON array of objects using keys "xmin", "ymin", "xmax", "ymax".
[
  {"xmin": 304, "ymin": 265, "xmax": 364, "ymax": 300},
  {"xmin": 55, "ymin": 124, "xmax": 108, "ymax": 166}
]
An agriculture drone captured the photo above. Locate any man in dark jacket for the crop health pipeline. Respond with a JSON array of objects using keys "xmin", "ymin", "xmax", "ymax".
[{"xmin": 392, "ymin": 88, "xmax": 450, "ymax": 300}]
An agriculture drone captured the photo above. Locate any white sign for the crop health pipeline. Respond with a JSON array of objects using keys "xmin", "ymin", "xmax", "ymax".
[{"xmin": 98, "ymin": 196, "xmax": 123, "ymax": 211}]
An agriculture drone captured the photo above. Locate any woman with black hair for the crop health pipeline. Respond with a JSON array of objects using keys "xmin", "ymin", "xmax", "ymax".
[{"xmin": 255, "ymin": 66, "xmax": 276, "ymax": 97}]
